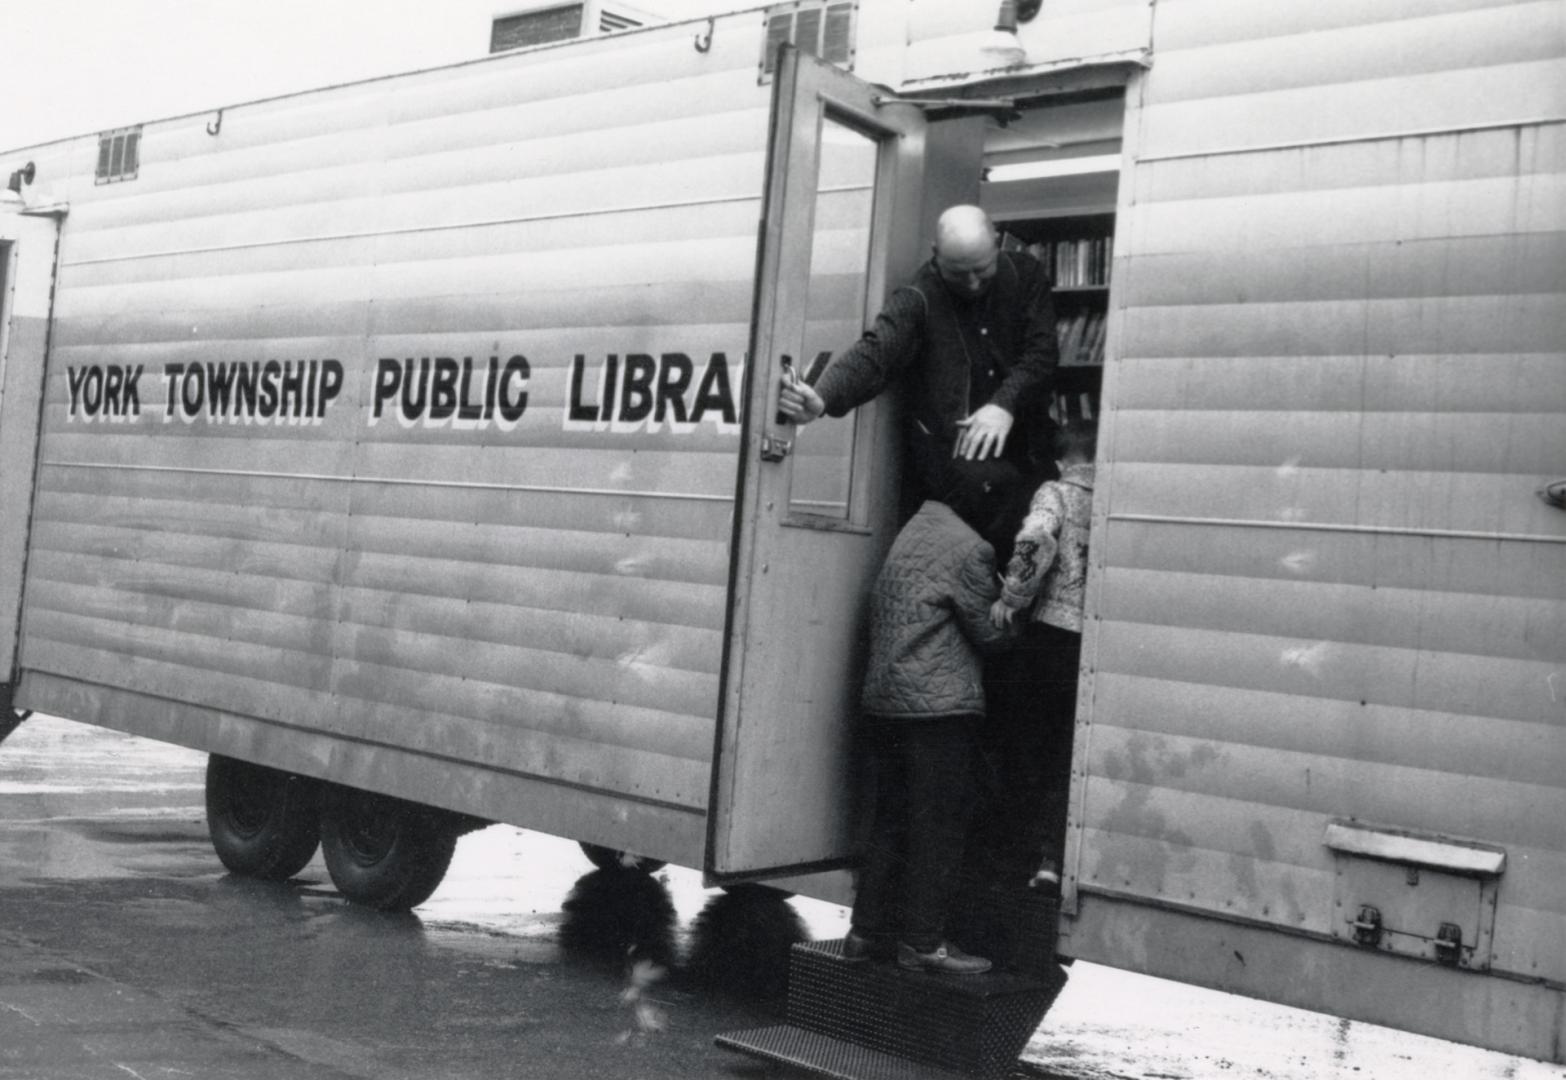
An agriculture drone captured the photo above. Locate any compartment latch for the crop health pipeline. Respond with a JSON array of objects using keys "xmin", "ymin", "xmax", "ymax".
[
  {"xmin": 760, "ymin": 434, "xmax": 793, "ymax": 462},
  {"xmin": 1351, "ymin": 905, "xmax": 1383, "ymax": 947},
  {"xmin": 1433, "ymin": 922, "xmax": 1463, "ymax": 966}
]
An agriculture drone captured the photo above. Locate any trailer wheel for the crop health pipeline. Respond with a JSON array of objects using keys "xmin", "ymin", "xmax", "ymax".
[
  {"xmin": 578, "ymin": 841, "xmax": 667, "ymax": 874},
  {"xmin": 205, "ymin": 755, "xmax": 321, "ymax": 881},
  {"xmin": 319, "ymin": 787, "xmax": 458, "ymax": 911}
]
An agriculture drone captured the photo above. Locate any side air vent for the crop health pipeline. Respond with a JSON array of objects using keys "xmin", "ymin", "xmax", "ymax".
[
  {"xmin": 95, "ymin": 126, "xmax": 141, "ymax": 185},
  {"xmin": 760, "ymin": 1, "xmax": 856, "ymax": 82}
]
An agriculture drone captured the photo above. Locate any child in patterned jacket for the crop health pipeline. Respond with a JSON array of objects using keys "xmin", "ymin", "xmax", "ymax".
[{"xmin": 989, "ymin": 418, "xmax": 1096, "ymax": 890}]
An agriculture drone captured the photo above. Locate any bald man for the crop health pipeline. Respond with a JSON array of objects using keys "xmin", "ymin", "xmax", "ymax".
[{"xmin": 778, "ymin": 205, "xmax": 1058, "ymax": 490}]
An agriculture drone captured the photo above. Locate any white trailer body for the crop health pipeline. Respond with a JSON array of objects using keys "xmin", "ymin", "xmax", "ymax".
[
  {"xmin": 1, "ymin": 0, "xmax": 1561, "ymax": 1064},
  {"xmin": 2, "ymin": 11, "xmax": 805, "ymax": 873}
]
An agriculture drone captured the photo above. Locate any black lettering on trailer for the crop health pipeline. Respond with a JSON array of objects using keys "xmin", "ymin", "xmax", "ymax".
[
  {"xmin": 601, "ymin": 354, "xmax": 620, "ymax": 422},
  {"xmin": 122, "ymin": 365, "xmax": 143, "ymax": 417},
  {"xmin": 66, "ymin": 366, "xmax": 89, "ymax": 418},
  {"xmin": 206, "ymin": 363, "xmax": 235, "ymax": 419},
  {"xmin": 259, "ymin": 361, "xmax": 281, "ymax": 418},
  {"xmin": 656, "ymin": 353, "xmax": 694, "ymax": 427},
  {"xmin": 457, "ymin": 358, "xmax": 485, "ymax": 422},
  {"xmin": 279, "ymin": 361, "xmax": 305, "ymax": 420},
  {"xmin": 83, "ymin": 366, "xmax": 104, "ymax": 415},
  {"xmin": 179, "ymin": 364, "xmax": 206, "ymax": 422},
  {"xmin": 161, "ymin": 363, "xmax": 183, "ymax": 420},
  {"xmin": 691, "ymin": 352, "xmax": 738, "ymax": 426},
  {"xmin": 401, "ymin": 359, "xmax": 431, "ymax": 424},
  {"xmin": 428, "ymin": 358, "xmax": 460, "ymax": 421},
  {"xmin": 235, "ymin": 363, "xmax": 259, "ymax": 417},
  {"xmin": 568, "ymin": 354, "xmax": 599, "ymax": 425},
  {"xmin": 371, "ymin": 358, "xmax": 400, "ymax": 422},
  {"xmin": 482, "ymin": 357, "xmax": 501, "ymax": 422},
  {"xmin": 303, "ymin": 360, "xmax": 319, "ymax": 419},
  {"xmin": 318, "ymin": 360, "xmax": 343, "ymax": 418},
  {"xmin": 69, "ymin": 364, "xmax": 145, "ymax": 422},
  {"xmin": 496, "ymin": 355, "xmax": 529, "ymax": 427},
  {"xmin": 103, "ymin": 366, "xmax": 125, "ymax": 417},
  {"xmin": 616, "ymin": 353, "xmax": 656, "ymax": 425}
]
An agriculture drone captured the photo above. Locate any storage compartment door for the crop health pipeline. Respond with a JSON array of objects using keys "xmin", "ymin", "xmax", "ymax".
[{"xmin": 704, "ymin": 47, "xmax": 934, "ymax": 881}]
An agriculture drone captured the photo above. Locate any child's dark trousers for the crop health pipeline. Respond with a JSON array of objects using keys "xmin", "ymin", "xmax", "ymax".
[{"xmin": 850, "ymin": 713, "xmax": 979, "ymax": 952}]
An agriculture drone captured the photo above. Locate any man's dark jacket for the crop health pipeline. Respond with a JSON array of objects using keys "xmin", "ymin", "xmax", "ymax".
[{"xmin": 812, "ymin": 251, "xmax": 1058, "ymax": 456}]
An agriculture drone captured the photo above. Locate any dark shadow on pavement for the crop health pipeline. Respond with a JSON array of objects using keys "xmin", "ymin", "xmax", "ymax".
[
  {"xmin": 558, "ymin": 866, "xmax": 679, "ymax": 971},
  {"xmin": 682, "ymin": 885, "xmax": 809, "ymax": 1002}
]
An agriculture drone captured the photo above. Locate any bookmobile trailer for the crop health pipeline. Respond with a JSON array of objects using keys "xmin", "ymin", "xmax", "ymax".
[{"xmin": 1, "ymin": 0, "xmax": 1561, "ymax": 1068}]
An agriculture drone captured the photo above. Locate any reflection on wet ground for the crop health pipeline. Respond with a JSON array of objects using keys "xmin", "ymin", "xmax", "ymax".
[
  {"xmin": 683, "ymin": 887, "xmax": 807, "ymax": 1001},
  {"xmin": 3, "ymin": 716, "xmax": 1562, "ymax": 1080},
  {"xmin": 556, "ymin": 869, "xmax": 810, "ymax": 1003},
  {"xmin": 558, "ymin": 866, "xmax": 680, "ymax": 970}
]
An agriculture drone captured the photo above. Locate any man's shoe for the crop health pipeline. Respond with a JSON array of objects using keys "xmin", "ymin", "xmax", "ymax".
[
  {"xmin": 842, "ymin": 930, "xmax": 891, "ymax": 962},
  {"xmin": 896, "ymin": 941, "xmax": 992, "ymax": 975}
]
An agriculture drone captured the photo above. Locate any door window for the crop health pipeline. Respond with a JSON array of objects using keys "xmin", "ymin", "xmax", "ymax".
[{"xmin": 785, "ymin": 115, "xmax": 877, "ymax": 523}]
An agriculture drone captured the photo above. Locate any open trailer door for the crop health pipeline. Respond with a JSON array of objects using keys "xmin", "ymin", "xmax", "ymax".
[
  {"xmin": 0, "ymin": 205, "xmax": 62, "ymax": 740},
  {"xmin": 705, "ymin": 47, "xmax": 976, "ymax": 883}
]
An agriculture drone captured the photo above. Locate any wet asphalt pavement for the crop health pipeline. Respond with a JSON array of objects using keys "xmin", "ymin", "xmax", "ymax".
[{"xmin": 1, "ymin": 716, "xmax": 1560, "ymax": 1080}]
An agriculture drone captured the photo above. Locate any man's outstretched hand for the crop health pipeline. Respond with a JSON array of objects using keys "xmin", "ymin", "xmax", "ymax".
[
  {"xmin": 954, "ymin": 404, "xmax": 1013, "ymax": 460},
  {"xmin": 777, "ymin": 373, "xmax": 825, "ymax": 423}
]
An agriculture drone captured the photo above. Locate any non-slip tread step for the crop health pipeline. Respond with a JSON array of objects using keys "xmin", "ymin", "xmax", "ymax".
[
  {"xmin": 780, "ymin": 939, "xmax": 1067, "ymax": 1078},
  {"xmin": 716, "ymin": 1024, "xmax": 975, "ymax": 1080}
]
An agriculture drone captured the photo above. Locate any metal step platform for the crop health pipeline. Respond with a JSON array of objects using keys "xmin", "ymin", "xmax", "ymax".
[
  {"xmin": 715, "ymin": 1025, "xmax": 984, "ymax": 1080},
  {"xmin": 717, "ymin": 938, "xmax": 1067, "ymax": 1080}
]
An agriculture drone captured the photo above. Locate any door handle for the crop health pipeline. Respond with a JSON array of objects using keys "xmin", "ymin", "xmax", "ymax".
[
  {"xmin": 763, "ymin": 354, "xmax": 798, "ymax": 460},
  {"xmin": 774, "ymin": 354, "xmax": 796, "ymax": 426},
  {"xmin": 1539, "ymin": 479, "xmax": 1566, "ymax": 511}
]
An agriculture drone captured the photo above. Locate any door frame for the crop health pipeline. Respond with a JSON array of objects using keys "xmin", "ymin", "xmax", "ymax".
[{"xmin": 705, "ymin": 46, "xmax": 940, "ymax": 883}]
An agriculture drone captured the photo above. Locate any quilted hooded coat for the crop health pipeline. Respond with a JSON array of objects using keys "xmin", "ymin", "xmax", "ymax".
[{"xmin": 860, "ymin": 500, "xmax": 1014, "ymax": 719}]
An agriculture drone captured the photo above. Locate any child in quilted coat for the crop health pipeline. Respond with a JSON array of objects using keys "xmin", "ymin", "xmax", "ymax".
[
  {"xmin": 988, "ymin": 417, "xmax": 1096, "ymax": 890},
  {"xmin": 845, "ymin": 457, "xmax": 1019, "ymax": 975}
]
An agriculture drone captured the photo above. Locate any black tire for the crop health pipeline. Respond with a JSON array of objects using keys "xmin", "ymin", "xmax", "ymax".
[
  {"xmin": 578, "ymin": 841, "xmax": 667, "ymax": 874},
  {"xmin": 319, "ymin": 786, "xmax": 458, "ymax": 911},
  {"xmin": 205, "ymin": 755, "xmax": 321, "ymax": 881}
]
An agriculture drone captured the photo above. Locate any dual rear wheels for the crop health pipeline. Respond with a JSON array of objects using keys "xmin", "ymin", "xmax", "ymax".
[{"xmin": 205, "ymin": 756, "xmax": 458, "ymax": 911}]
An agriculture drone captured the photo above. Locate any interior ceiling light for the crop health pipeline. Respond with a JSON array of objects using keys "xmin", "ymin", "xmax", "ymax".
[{"xmin": 985, "ymin": 154, "xmax": 1122, "ymax": 183}]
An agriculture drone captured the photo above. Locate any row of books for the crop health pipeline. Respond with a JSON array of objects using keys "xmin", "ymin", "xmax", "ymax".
[
  {"xmin": 1056, "ymin": 309, "xmax": 1106, "ymax": 367},
  {"xmin": 1049, "ymin": 389, "xmax": 1097, "ymax": 425},
  {"xmin": 1002, "ymin": 232, "xmax": 1113, "ymax": 288}
]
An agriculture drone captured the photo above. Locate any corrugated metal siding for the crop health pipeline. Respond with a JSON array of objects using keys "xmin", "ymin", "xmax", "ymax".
[
  {"xmin": 13, "ymin": 16, "xmax": 792, "ymax": 856},
  {"xmin": 1077, "ymin": 0, "xmax": 1566, "ymax": 987}
]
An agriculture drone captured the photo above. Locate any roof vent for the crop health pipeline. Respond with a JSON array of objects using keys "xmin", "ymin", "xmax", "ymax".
[
  {"xmin": 491, "ymin": 4, "xmax": 585, "ymax": 51},
  {"xmin": 491, "ymin": 2, "xmax": 654, "ymax": 51},
  {"xmin": 598, "ymin": 8, "xmax": 644, "ymax": 32}
]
